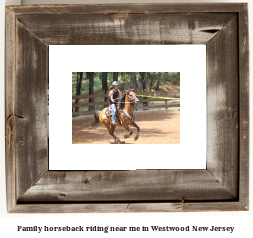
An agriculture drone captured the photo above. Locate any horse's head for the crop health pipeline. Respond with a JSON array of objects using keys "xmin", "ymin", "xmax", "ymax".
[{"xmin": 125, "ymin": 88, "xmax": 139, "ymax": 104}]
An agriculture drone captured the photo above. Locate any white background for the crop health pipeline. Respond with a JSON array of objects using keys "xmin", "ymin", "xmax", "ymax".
[
  {"xmin": 0, "ymin": 0, "xmax": 252, "ymax": 237},
  {"xmin": 49, "ymin": 45, "xmax": 206, "ymax": 170}
]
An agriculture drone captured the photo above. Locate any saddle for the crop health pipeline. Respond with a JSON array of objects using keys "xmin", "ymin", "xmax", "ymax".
[
  {"xmin": 105, "ymin": 105, "xmax": 121, "ymax": 125},
  {"xmin": 105, "ymin": 106, "xmax": 113, "ymax": 118}
]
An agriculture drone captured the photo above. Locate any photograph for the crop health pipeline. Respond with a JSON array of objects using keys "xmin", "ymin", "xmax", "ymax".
[
  {"xmin": 3, "ymin": 1, "xmax": 250, "ymax": 219},
  {"xmin": 49, "ymin": 44, "xmax": 205, "ymax": 170},
  {"xmin": 72, "ymin": 72, "xmax": 180, "ymax": 144}
]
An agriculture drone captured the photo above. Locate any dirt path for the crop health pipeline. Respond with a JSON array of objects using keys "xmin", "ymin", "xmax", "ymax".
[{"xmin": 72, "ymin": 109, "xmax": 180, "ymax": 144}]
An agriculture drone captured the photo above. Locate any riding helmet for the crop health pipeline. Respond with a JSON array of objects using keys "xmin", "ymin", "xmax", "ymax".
[{"xmin": 112, "ymin": 81, "xmax": 119, "ymax": 86}]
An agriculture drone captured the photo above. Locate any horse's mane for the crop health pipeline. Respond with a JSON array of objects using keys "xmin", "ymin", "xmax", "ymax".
[{"xmin": 118, "ymin": 89, "xmax": 133, "ymax": 110}]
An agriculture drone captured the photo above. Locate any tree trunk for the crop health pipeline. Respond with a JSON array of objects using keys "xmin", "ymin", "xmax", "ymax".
[
  {"xmin": 102, "ymin": 72, "xmax": 108, "ymax": 102},
  {"xmin": 137, "ymin": 73, "xmax": 143, "ymax": 92},
  {"xmin": 88, "ymin": 73, "xmax": 95, "ymax": 110},
  {"xmin": 102, "ymin": 73, "xmax": 104, "ymax": 90},
  {"xmin": 142, "ymin": 72, "xmax": 147, "ymax": 91},
  {"xmin": 164, "ymin": 72, "xmax": 168, "ymax": 84},
  {"xmin": 113, "ymin": 72, "xmax": 118, "ymax": 81},
  {"xmin": 75, "ymin": 72, "xmax": 83, "ymax": 112},
  {"xmin": 130, "ymin": 75, "xmax": 137, "ymax": 91},
  {"xmin": 156, "ymin": 79, "xmax": 160, "ymax": 91},
  {"xmin": 142, "ymin": 72, "xmax": 148, "ymax": 106},
  {"xmin": 75, "ymin": 73, "xmax": 79, "ymax": 112},
  {"xmin": 99, "ymin": 72, "xmax": 101, "ymax": 79},
  {"xmin": 176, "ymin": 72, "xmax": 180, "ymax": 86},
  {"xmin": 76, "ymin": 72, "xmax": 83, "ymax": 95}
]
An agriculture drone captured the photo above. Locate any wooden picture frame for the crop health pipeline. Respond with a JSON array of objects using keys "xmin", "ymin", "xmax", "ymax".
[{"xmin": 5, "ymin": 3, "xmax": 249, "ymax": 213}]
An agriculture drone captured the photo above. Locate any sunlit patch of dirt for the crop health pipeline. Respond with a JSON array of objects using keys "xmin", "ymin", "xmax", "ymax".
[{"xmin": 72, "ymin": 109, "xmax": 180, "ymax": 144}]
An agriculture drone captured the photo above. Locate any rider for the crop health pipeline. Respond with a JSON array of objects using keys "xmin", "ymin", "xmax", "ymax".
[{"xmin": 109, "ymin": 81, "xmax": 121, "ymax": 125}]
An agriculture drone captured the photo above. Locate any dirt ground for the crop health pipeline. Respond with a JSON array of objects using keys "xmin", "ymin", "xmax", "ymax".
[{"xmin": 72, "ymin": 109, "xmax": 180, "ymax": 144}]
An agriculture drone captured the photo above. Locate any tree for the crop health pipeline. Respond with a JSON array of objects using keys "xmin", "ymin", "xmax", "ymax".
[
  {"xmin": 168, "ymin": 72, "xmax": 180, "ymax": 88},
  {"xmin": 137, "ymin": 73, "xmax": 143, "ymax": 92},
  {"xmin": 130, "ymin": 73, "xmax": 138, "ymax": 90},
  {"xmin": 164, "ymin": 72, "xmax": 168, "ymax": 84},
  {"xmin": 87, "ymin": 72, "xmax": 95, "ymax": 110},
  {"xmin": 75, "ymin": 72, "xmax": 83, "ymax": 112},
  {"xmin": 147, "ymin": 72, "xmax": 157, "ymax": 90},
  {"xmin": 102, "ymin": 72, "xmax": 108, "ymax": 91},
  {"xmin": 142, "ymin": 72, "xmax": 147, "ymax": 92},
  {"xmin": 155, "ymin": 72, "xmax": 163, "ymax": 91},
  {"xmin": 142, "ymin": 72, "xmax": 148, "ymax": 106},
  {"xmin": 113, "ymin": 72, "xmax": 118, "ymax": 81},
  {"xmin": 102, "ymin": 72, "xmax": 108, "ymax": 102},
  {"xmin": 156, "ymin": 79, "xmax": 160, "ymax": 91}
]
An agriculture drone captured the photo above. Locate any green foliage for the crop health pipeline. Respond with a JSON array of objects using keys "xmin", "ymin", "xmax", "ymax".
[
  {"xmin": 72, "ymin": 72, "xmax": 180, "ymax": 112},
  {"xmin": 120, "ymin": 72, "xmax": 137, "ymax": 82},
  {"xmin": 72, "ymin": 72, "xmax": 180, "ymax": 96},
  {"xmin": 147, "ymin": 72, "xmax": 164, "ymax": 87},
  {"xmin": 168, "ymin": 72, "xmax": 180, "ymax": 85}
]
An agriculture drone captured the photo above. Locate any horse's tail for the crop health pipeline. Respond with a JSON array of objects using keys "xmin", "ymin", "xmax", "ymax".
[{"xmin": 92, "ymin": 110, "xmax": 101, "ymax": 127}]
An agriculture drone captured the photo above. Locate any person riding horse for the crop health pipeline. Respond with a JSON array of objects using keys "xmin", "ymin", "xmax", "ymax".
[
  {"xmin": 93, "ymin": 88, "xmax": 140, "ymax": 143},
  {"xmin": 109, "ymin": 81, "xmax": 121, "ymax": 124}
]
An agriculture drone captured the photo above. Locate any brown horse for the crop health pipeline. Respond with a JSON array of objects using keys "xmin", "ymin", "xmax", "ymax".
[{"xmin": 92, "ymin": 89, "xmax": 140, "ymax": 144}]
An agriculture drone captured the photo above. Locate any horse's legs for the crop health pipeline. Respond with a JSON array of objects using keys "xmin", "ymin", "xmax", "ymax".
[
  {"xmin": 102, "ymin": 122, "xmax": 121, "ymax": 143},
  {"xmin": 110, "ymin": 124, "xmax": 121, "ymax": 143},
  {"xmin": 122, "ymin": 124, "xmax": 133, "ymax": 139},
  {"xmin": 130, "ymin": 121, "xmax": 140, "ymax": 141}
]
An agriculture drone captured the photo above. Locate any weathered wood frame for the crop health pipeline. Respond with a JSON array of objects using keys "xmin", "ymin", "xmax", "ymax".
[{"xmin": 5, "ymin": 4, "xmax": 249, "ymax": 213}]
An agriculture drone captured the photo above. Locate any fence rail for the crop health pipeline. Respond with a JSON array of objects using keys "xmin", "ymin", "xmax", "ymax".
[{"xmin": 72, "ymin": 90, "xmax": 180, "ymax": 116}]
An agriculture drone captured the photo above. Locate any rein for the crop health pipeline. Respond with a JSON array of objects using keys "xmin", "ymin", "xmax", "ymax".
[{"xmin": 113, "ymin": 94, "xmax": 137, "ymax": 104}]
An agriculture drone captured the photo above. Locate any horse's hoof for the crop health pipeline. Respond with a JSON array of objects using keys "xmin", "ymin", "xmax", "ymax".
[
  {"xmin": 121, "ymin": 141, "xmax": 125, "ymax": 144},
  {"xmin": 124, "ymin": 135, "xmax": 129, "ymax": 139},
  {"xmin": 134, "ymin": 137, "xmax": 139, "ymax": 141}
]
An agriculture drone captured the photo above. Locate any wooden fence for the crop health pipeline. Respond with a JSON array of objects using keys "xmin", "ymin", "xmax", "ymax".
[{"xmin": 72, "ymin": 90, "xmax": 180, "ymax": 116}]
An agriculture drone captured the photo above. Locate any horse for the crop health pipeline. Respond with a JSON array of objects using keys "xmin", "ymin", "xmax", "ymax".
[{"xmin": 92, "ymin": 89, "xmax": 140, "ymax": 144}]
